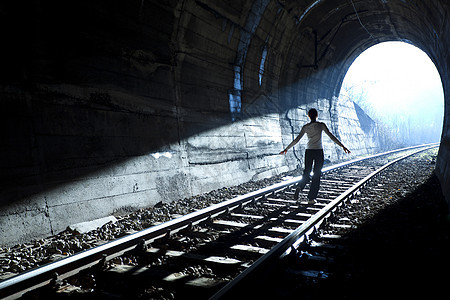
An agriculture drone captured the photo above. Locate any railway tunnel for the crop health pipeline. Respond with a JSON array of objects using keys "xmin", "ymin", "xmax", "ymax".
[{"xmin": 0, "ymin": 0, "xmax": 448, "ymax": 247}]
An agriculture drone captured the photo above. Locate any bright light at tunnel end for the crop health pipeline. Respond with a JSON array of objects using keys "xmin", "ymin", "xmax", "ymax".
[{"xmin": 340, "ymin": 41, "xmax": 444, "ymax": 146}]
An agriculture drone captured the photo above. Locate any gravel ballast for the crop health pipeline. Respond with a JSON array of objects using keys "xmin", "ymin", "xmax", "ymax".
[
  {"xmin": 244, "ymin": 147, "xmax": 449, "ymax": 300},
  {"xmin": 1, "ymin": 148, "xmax": 448, "ymax": 299}
]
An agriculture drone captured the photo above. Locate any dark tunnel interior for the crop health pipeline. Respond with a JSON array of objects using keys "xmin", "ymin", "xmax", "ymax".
[{"xmin": 0, "ymin": 0, "xmax": 448, "ymax": 245}]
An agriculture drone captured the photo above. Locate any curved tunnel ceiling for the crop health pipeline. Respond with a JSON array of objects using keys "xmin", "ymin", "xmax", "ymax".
[
  {"xmin": 0, "ymin": 0, "xmax": 448, "ymax": 245},
  {"xmin": 268, "ymin": 0, "xmax": 448, "ymax": 101},
  {"xmin": 0, "ymin": 0, "xmax": 450, "ymax": 246},
  {"xmin": 175, "ymin": 0, "xmax": 448, "ymax": 115},
  {"xmin": 175, "ymin": 0, "xmax": 448, "ymax": 198},
  {"xmin": 276, "ymin": 0, "xmax": 449, "ymax": 200}
]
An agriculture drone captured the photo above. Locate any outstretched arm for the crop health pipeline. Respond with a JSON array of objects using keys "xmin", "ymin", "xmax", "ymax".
[
  {"xmin": 280, "ymin": 127, "xmax": 305, "ymax": 155},
  {"xmin": 323, "ymin": 124, "xmax": 351, "ymax": 154}
]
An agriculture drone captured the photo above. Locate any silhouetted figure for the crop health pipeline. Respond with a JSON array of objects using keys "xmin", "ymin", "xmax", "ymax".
[{"xmin": 280, "ymin": 108, "xmax": 350, "ymax": 204}]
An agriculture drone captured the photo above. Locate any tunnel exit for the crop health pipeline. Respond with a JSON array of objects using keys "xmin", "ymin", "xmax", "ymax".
[{"xmin": 339, "ymin": 41, "xmax": 444, "ymax": 149}]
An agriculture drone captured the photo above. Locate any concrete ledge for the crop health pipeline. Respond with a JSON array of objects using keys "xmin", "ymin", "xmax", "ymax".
[{"xmin": 67, "ymin": 216, "xmax": 118, "ymax": 234}]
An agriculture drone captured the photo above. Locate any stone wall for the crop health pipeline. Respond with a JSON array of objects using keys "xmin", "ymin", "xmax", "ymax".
[
  {"xmin": 1, "ymin": 0, "xmax": 448, "ymax": 246},
  {"xmin": 281, "ymin": 97, "xmax": 379, "ymax": 171},
  {"xmin": 0, "ymin": 80, "xmax": 378, "ymax": 246}
]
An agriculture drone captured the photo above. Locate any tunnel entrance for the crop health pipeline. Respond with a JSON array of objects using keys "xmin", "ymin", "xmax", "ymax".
[{"xmin": 339, "ymin": 42, "xmax": 444, "ymax": 149}]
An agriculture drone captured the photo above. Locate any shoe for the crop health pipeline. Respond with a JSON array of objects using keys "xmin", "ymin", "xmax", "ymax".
[
  {"xmin": 307, "ymin": 198, "xmax": 316, "ymax": 205},
  {"xmin": 294, "ymin": 188, "xmax": 300, "ymax": 200}
]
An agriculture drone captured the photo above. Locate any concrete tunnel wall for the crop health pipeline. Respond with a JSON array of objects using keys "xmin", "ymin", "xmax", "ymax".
[{"xmin": 0, "ymin": 0, "xmax": 448, "ymax": 246}]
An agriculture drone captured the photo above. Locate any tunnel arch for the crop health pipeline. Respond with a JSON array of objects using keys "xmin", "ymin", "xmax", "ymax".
[
  {"xmin": 332, "ymin": 39, "xmax": 445, "ymax": 104},
  {"xmin": 339, "ymin": 41, "xmax": 445, "ymax": 146},
  {"xmin": 0, "ymin": 0, "xmax": 448, "ymax": 246},
  {"xmin": 150, "ymin": 0, "xmax": 449, "ymax": 205},
  {"xmin": 270, "ymin": 1, "xmax": 449, "ymax": 107},
  {"xmin": 234, "ymin": 0, "xmax": 449, "ymax": 201}
]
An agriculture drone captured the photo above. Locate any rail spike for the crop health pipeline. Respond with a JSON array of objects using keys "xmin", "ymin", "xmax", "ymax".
[
  {"xmin": 285, "ymin": 245, "xmax": 299, "ymax": 263},
  {"xmin": 309, "ymin": 226, "xmax": 319, "ymax": 240},
  {"xmin": 135, "ymin": 238, "xmax": 147, "ymax": 253},
  {"xmin": 95, "ymin": 254, "xmax": 108, "ymax": 271},
  {"xmin": 49, "ymin": 272, "xmax": 62, "ymax": 290},
  {"xmin": 185, "ymin": 221, "xmax": 193, "ymax": 231},
  {"xmin": 300, "ymin": 235, "xmax": 310, "ymax": 249}
]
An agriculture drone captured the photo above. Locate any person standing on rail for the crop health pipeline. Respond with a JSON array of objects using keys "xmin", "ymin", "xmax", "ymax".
[{"xmin": 280, "ymin": 108, "xmax": 351, "ymax": 204}]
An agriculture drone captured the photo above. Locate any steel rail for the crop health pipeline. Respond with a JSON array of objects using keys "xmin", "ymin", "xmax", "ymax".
[
  {"xmin": 210, "ymin": 144, "xmax": 438, "ymax": 299},
  {"xmin": 0, "ymin": 143, "xmax": 438, "ymax": 299},
  {"xmin": 0, "ymin": 175, "xmax": 302, "ymax": 299}
]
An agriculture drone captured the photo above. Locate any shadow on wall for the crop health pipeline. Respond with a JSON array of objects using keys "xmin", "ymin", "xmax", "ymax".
[
  {"xmin": 0, "ymin": 0, "xmax": 181, "ymax": 207},
  {"xmin": 0, "ymin": 81, "xmax": 295, "ymax": 245},
  {"xmin": 0, "ymin": 0, "xmax": 389, "ymax": 244},
  {"xmin": 0, "ymin": 86, "xmax": 378, "ymax": 216},
  {"xmin": 0, "ymin": 2, "xmax": 277, "ymax": 212}
]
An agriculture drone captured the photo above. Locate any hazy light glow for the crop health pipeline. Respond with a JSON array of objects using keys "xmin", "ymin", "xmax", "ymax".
[{"xmin": 341, "ymin": 41, "xmax": 444, "ymax": 145}]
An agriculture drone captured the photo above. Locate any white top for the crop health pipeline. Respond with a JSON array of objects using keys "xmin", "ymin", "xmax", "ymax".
[{"xmin": 297, "ymin": 121, "xmax": 342, "ymax": 150}]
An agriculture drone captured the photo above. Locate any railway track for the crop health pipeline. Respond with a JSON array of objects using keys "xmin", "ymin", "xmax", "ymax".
[{"xmin": 0, "ymin": 144, "xmax": 439, "ymax": 299}]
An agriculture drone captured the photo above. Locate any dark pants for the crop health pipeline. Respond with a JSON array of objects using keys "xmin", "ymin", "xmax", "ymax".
[{"xmin": 297, "ymin": 149, "xmax": 324, "ymax": 200}]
